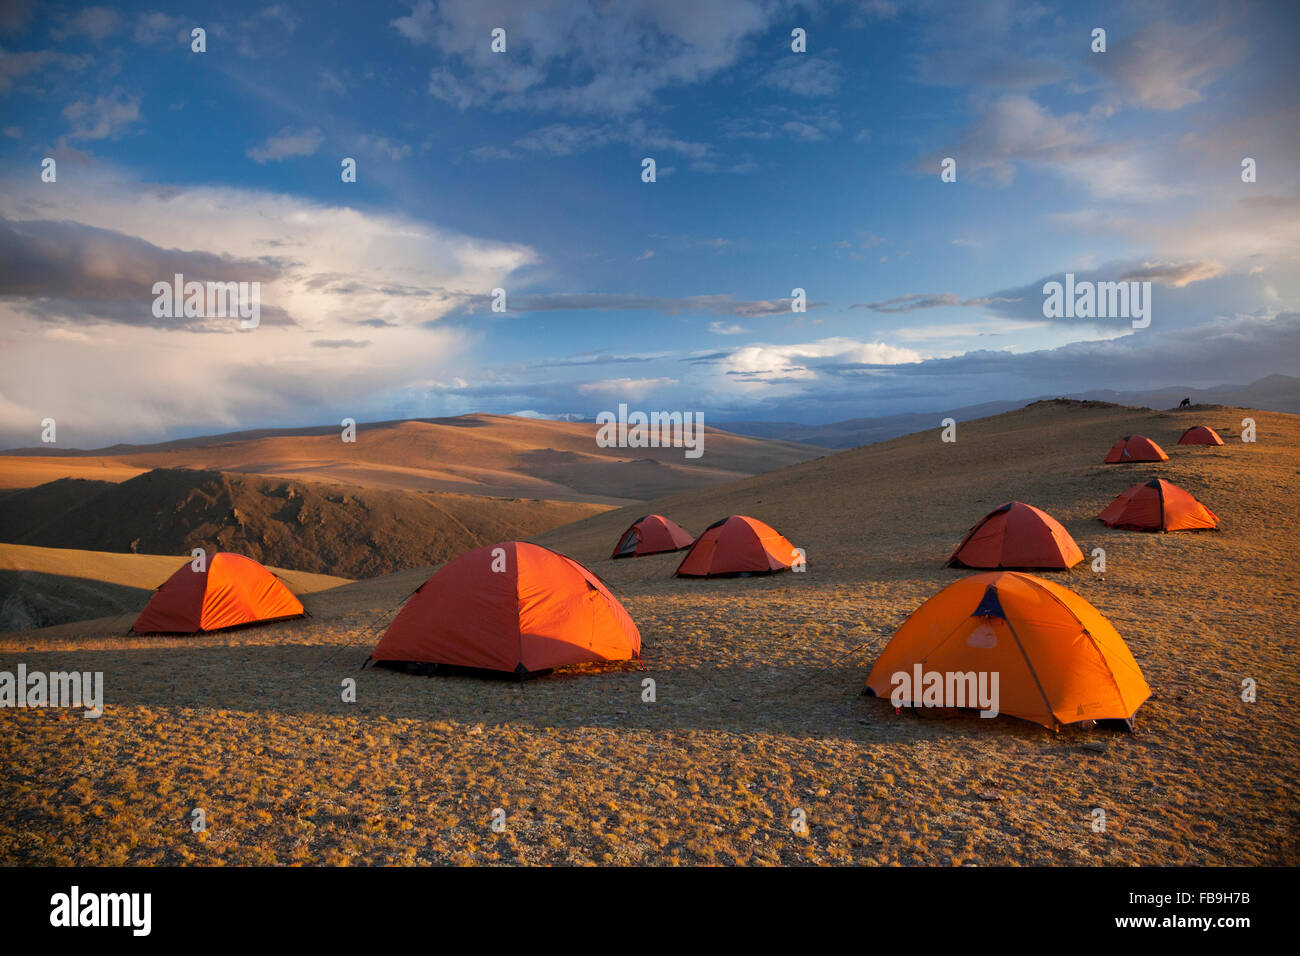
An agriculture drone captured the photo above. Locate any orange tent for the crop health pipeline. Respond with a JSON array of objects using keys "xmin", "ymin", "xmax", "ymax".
[
  {"xmin": 674, "ymin": 515, "xmax": 799, "ymax": 577},
  {"xmin": 371, "ymin": 541, "xmax": 639, "ymax": 677},
  {"xmin": 1178, "ymin": 425, "xmax": 1224, "ymax": 446},
  {"xmin": 1104, "ymin": 435, "xmax": 1168, "ymax": 463},
  {"xmin": 863, "ymin": 572, "xmax": 1150, "ymax": 731},
  {"xmin": 1098, "ymin": 478, "xmax": 1219, "ymax": 532},
  {"xmin": 132, "ymin": 552, "xmax": 304, "ymax": 634},
  {"xmin": 612, "ymin": 514, "xmax": 695, "ymax": 558},
  {"xmin": 948, "ymin": 501, "xmax": 1083, "ymax": 570}
]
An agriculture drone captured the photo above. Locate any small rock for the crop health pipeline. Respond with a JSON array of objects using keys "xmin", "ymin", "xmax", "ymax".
[
  {"xmin": 1082, "ymin": 740, "xmax": 1107, "ymax": 752},
  {"xmin": 978, "ymin": 791, "xmax": 1002, "ymax": 802}
]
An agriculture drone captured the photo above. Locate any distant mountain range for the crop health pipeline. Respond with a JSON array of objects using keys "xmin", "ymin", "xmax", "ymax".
[{"xmin": 718, "ymin": 374, "xmax": 1300, "ymax": 449}]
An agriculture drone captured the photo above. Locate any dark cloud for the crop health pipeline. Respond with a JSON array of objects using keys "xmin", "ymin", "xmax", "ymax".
[
  {"xmin": 0, "ymin": 218, "xmax": 291, "ymax": 329},
  {"xmin": 853, "ymin": 292, "xmax": 1018, "ymax": 313},
  {"xmin": 861, "ymin": 259, "xmax": 1245, "ymax": 329},
  {"xmin": 439, "ymin": 290, "xmax": 824, "ymax": 321}
]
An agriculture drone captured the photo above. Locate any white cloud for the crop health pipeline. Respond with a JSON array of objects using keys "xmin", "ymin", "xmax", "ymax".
[
  {"xmin": 0, "ymin": 169, "xmax": 540, "ymax": 445},
  {"xmin": 52, "ymin": 6, "xmax": 121, "ymax": 43},
  {"xmin": 246, "ymin": 127, "xmax": 325, "ymax": 163},
  {"xmin": 62, "ymin": 89, "xmax": 142, "ymax": 140},
  {"xmin": 357, "ymin": 134, "xmax": 412, "ymax": 161},
  {"xmin": 1099, "ymin": 18, "xmax": 1247, "ymax": 111},
  {"xmin": 393, "ymin": 0, "xmax": 776, "ymax": 116},
  {"xmin": 134, "ymin": 12, "xmax": 186, "ymax": 45},
  {"xmin": 719, "ymin": 337, "xmax": 921, "ymax": 392},
  {"xmin": 763, "ymin": 56, "xmax": 842, "ymax": 97},
  {"xmin": 576, "ymin": 377, "xmax": 678, "ymax": 399}
]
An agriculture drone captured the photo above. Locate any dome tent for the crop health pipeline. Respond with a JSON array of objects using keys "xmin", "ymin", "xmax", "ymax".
[
  {"xmin": 611, "ymin": 514, "xmax": 694, "ymax": 558},
  {"xmin": 1178, "ymin": 425, "xmax": 1224, "ymax": 446},
  {"xmin": 674, "ymin": 515, "xmax": 799, "ymax": 578},
  {"xmin": 948, "ymin": 501, "xmax": 1083, "ymax": 570},
  {"xmin": 1104, "ymin": 435, "xmax": 1169, "ymax": 463},
  {"xmin": 863, "ymin": 572, "xmax": 1150, "ymax": 731},
  {"xmin": 132, "ymin": 552, "xmax": 304, "ymax": 634},
  {"xmin": 372, "ymin": 541, "xmax": 640, "ymax": 678},
  {"xmin": 1097, "ymin": 479, "xmax": 1219, "ymax": 532}
]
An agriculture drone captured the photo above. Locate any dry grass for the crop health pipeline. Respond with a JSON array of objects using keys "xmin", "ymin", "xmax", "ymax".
[{"xmin": 1, "ymin": 402, "xmax": 1297, "ymax": 865}]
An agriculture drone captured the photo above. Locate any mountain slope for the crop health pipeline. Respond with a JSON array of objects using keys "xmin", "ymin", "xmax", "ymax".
[{"xmin": 0, "ymin": 468, "xmax": 609, "ymax": 579}]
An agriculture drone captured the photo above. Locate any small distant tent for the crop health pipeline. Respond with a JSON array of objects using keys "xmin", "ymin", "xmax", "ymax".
[
  {"xmin": 1178, "ymin": 425, "xmax": 1224, "ymax": 446},
  {"xmin": 863, "ymin": 571, "xmax": 1150, "ymax": 731},
  {"xmin": 132, "ymin": 552, "xmax": 304, "ymax": 634},
  {"xmin": 1104, "ymin": 435, "xmax": 1169, "ymax": 463},
  {"xmin": 1097, "ymin": 478, "xmax": 1219, "ymax": 532},
  {"xmin": 611, "ymin": 514, "xmax": 695, "ymax": 559},
  {"xmin": 948, "ymin": 501, "xmax": 1083, "ymax": 570},
  {"xmin": 675, "ymin": 515, "xmax": 799, "ymax": 577},
  {"xmin": 371, "ymin": 541, "xmax": 639, "ymax": 677}
]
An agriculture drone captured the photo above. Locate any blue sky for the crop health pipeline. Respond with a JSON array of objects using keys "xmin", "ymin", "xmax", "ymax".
[{"xmin": 0, "ymin": 0, "xmax": 1297, "ymax": 446}]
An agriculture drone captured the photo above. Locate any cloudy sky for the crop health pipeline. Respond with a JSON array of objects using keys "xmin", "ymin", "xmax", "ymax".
[{"xmin": 0, "ymin": 0, "xmax": 1297, "ymax": 447}]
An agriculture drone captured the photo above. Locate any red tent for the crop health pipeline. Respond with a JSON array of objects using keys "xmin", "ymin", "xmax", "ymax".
[
  {"xmin": 132, "ymin": 552, "xmax": 304, "ymax": 634},
  {"xmin": 948, "ymin": 502, "xmax": 1083, "ymax": 570},
  {"xmin": 1104, "ymin": 435, "xmax": 1168, "ymax": 463},
  {"xmin": 675, "ymin": 515, "xmax": 799, "ymax": 577},
  {"xmin": 1098, "ymin": 479, "xmax": 1219, "ymax": 532},
  {"xmin": 372, "ymin": 542, "xmax": 640, "ymax": 677},
  {"xmin": 611, "ymin": 514, "xmax": 695, "ymax": 558},
  {"xmin": 1178, "ymin": 425, "xmax": 1224, "ymax": 446}
]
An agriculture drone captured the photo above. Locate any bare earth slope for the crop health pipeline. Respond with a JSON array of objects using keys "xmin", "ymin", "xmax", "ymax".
[
  {"xmin": 1, "ymin": 402, "xmax": 1296, "ymax": 865},
  {"xmin": 0, "ymin": 468, "xmax": 610, "ymax": 581},
  {"xmin": 0, "ymin": 414, "xmax": 820, "ymax": 504}
]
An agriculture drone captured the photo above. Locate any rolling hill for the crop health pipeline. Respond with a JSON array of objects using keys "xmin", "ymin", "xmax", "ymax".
[{"xmin": 0, "ymin": 413, "xmax": 820, "ymax": 503}]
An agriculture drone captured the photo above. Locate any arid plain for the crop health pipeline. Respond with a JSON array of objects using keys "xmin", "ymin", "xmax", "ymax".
[{"xmin": 1, "ymin": 402, "xmax": 1296, "ymax": 865}]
